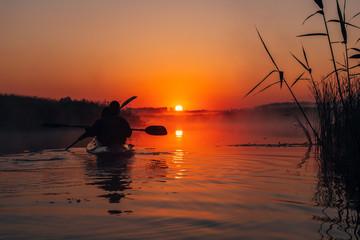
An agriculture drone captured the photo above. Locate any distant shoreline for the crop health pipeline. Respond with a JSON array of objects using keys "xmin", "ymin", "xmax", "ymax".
[
  {"xmin": 0, "ymin": 93, "xmax": 316, "ymax": 131},
  {"xmin": 0, "ymin": 93, "xmax": 141, "ymax": 131}
]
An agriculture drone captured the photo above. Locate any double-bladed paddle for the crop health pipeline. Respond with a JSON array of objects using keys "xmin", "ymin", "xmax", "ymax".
[
  {"xmin": 43, "ymin": 123, "xmax": 167, "ymax": 136},
  {"xmin": 64, "ymin": 96, "xmax": 138, "ymax": 150},
  {"xmin": 60, "ymin": 126, "xmax": 166, "ymax": 150}
]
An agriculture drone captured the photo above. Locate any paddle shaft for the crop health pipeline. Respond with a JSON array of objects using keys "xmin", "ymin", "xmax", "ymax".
[
  {"xmin": 64, "ymin": 126, "xmax": 166, "ymax": 149},
  {"xmin": 44, "ymin": 123, "xmax": 162, "ymax": 133},
  {"xmin": 65, "ymin": 133, "xmax": 88, "ymax": 150},
  {"xmin": 65, "ymin": 139, "xmax": 81, "ymax": 151}
]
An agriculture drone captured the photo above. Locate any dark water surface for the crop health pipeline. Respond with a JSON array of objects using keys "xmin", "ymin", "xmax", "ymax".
[{"xmin": 0, "ymin": 113, "xmax": 358, "ymax": 239}]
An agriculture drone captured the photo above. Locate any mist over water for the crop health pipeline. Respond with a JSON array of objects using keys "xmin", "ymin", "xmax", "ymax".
[
  {"xmin": 1, "ymin": 110, "xmax": 355, "ymax": 240},
  {"xmin": 0, "ymin": 109, "xmax": 308, "ymax": 155},
  {"xmin": 130, "ymin": 110, "xmax": 308, "ymax": 149}
]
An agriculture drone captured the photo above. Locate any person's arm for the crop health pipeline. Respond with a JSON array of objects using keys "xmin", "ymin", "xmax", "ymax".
[
  {"xmin": 121, "ymin": 118, "xmax": 132, "ymax": 138},
  {"xmin": 85, "ymin": 119, "xmax": 101, "ymax": 137}
]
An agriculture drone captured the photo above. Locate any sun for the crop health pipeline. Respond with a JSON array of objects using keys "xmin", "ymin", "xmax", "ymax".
[
  {"xmin": 176, "ymin": 130, "xmax": 183, "ymax": 137},
  {"xmin": 175, "ymin": 105, "xmax": 183, "ymax": 111}
]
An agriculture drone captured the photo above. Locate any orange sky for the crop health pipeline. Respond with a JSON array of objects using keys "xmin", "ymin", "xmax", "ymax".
[{"xmin": 1, "ymin": 0, "xmax": 360, "ymax": 110}]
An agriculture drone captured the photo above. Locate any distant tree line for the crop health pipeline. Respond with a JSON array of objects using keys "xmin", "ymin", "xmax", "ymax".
[{"xmin": 0, "ymin": 94, "xmax": 140, "ymax": 131}]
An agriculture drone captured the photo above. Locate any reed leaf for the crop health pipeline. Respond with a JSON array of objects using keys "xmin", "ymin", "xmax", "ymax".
[
  {"xmin": 322, "ymin": 68, "xmax": 346, "ymax": 82},
  {"xmin": 335, "ymin": 60, "xmax": 346, "ymax": 68},
  {"xmin": 297, "ymin": 33, "xmax": 327, "ymax": 37},
  {"xmin": 331, "ymin": 41, "xmax": 345, "ymax": 44},
  {"xmin": 256, "ymin": 28, "xmax": 280, "ymax": 71},
  {"xmin": 350, "ymin": 54, "xmax": 360, "ymax": 59},
  {"xmin": 244, "ymin": 70, "xmax": 278, "ymax": 97},
  {"xmin": 350, "ymin": 48, "xmax": 360, "ymax": 53},
  {"xmin": 351, "ymin": 12, "xmax": 360, "ymax": 21},
  {"xmin": 303, "ymin": 10, "xmax": 324, "ymax": 25},
  {"xmin": 336, "ymin": 0, "xmax": 347, "ymax": 44},
  {"xmin": 255, "ymin": 81, "xmax": 280, "ymax": 95},
  {"xmin": 291, "ymin": 52, "xmax": 310, "ymax": 72},
  {"xmin": 328, "ymin": 20, "xmax": 360, "ymax": 29},
  {"xmin": 343, "ymin": 0, "xmax": 346, "ymax": 22},
  {"xmin": 313, "ymin": 0, "xmax": 323, "ymax": 9},
  {"xmin": 294, "ymin": 115, "xmax": 312, "ymax": 145},
  {"xmin": 302, "ymin": 46, "xmax": 310, "ymax": 69},
  {"xmin": 291, "ymin": 72, "xmax": 306, "ymax": 87},
  {"xmin": 349, "ymin": 63, "xmax": 360, "ymax": 70},
  {"xmin": 279, "ymin": 71, "xmax": 284, "ymax": 89}
]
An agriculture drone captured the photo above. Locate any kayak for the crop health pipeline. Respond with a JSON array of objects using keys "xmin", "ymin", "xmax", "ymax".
[{"xmin": 86, "ymin": 137, "xmax": 135, "ymax": 157}]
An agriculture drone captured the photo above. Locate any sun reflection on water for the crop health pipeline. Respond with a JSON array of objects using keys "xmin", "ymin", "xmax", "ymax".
[{"xmin": 173, "ymin": 149, "xmax": 185, "ymax": 179}]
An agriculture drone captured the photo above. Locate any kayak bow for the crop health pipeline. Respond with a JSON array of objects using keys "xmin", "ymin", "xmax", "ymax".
[{"xmin": 86, "ymin": 138, "xmax": 135, "ymax": 157}]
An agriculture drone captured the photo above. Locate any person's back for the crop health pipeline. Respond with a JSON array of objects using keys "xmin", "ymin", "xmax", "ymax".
[
  {"xmin": 96, "ymin": 114, "xmax": 131, "ymax": 145},
  {"xmin": 87, "ymin": 101, "xmax": 132, "ymax": 145}
]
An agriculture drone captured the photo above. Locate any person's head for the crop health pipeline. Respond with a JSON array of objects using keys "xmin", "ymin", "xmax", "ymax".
[{"xmin": 109, "ymin": 100, "xmax": 120, "ymax": 115}]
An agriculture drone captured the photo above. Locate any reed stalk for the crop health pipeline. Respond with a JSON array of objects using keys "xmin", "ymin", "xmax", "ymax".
[{"xmin": 321, "ymin": 11, "xmax": 345, "ymax": 106}]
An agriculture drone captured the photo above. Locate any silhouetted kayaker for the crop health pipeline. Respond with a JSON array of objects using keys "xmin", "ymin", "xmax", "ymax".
[{"xmin": 86, "ymin": 101, "xmax": 132, "ymax": 145}]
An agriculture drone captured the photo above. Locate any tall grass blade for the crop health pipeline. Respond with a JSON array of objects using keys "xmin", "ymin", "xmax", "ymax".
[
  {"xmin": 351, "ymin": 12, "xmax": 360, "ymax": 21},
  {"xmin": 328, "ymin": 20, "xmax": 360, "ymax": 29},
  {"xmin": 313, "ymin": 0, "xmax": 323, "ymax": 9},
  {"xmin": 256, "ymin": 28, "xmax": 280, "ymax": 71},
  {"xmin": 350, "ymin": 48, "xmax": 360, "ymax": 53},
  {"xmin": 294, "ymin": 115, "xmax": 312, "ymax": 145},
  {"xmin": 335, "ymin": 60, "xmax": 346, "ymax": 68},
  {"xmin": 349, "ymin": 63, "xmax": 360, "ymax": 70},
  {"xmin": 321, "ymin": 68, "xmax": 346, "ymax": 82},
  {"xmin": 303, "ymin": 10, "xmax": 324, "ymax": 25},
  {"xmin": 291, "ymin": 72, "xmax": 306, "ymax": 87},
  {"xmin": 331, "ymin": 41, "xmax": 345, "ymax": 44},
  {"xmin": 297, "ymin": 33, "xmax": 327, "ymax": 37},
  {"xmin": 255, "ymin": 81, "xmax": 280, "ymax": 95},
  {"xmin": 279, "ymin": 71, "xmax": 284, "ymax": 89},
  {"xmin": 244, "ymin": 70, "xmax": 277, "ymax": 97},
  {"xmin": 350, "ymin": 54, "xmax": 360, "ymax": 59},
  {"xmin": 291, "ymin": 52, "xmax": 310, "ymax": 72},
  {"xmin": 302, "ymin": 46, "xmax": 310, "ymax": 69},
  {"xmin": 336, "ymin": 0, "xmax": 347, "ymax": 43}
]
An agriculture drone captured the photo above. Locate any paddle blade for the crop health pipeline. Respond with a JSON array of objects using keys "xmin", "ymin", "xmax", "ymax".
[
  {"xmin": 144, "ymin": 126, "xmax": 167, "ymax": 135},
  {"xmin": 120, "ymin": 96, "xmax": 137, "ymax": 109}
]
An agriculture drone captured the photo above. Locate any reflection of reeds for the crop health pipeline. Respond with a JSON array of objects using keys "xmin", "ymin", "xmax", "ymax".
[{"xmin": 314, "ymin": 156, "xmax": 360, "ymax": 238}]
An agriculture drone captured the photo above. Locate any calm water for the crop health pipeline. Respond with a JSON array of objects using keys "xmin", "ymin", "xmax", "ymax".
[{"xmin": 0, "ymin": 113, "xmax": 358, "ymax": 239}]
